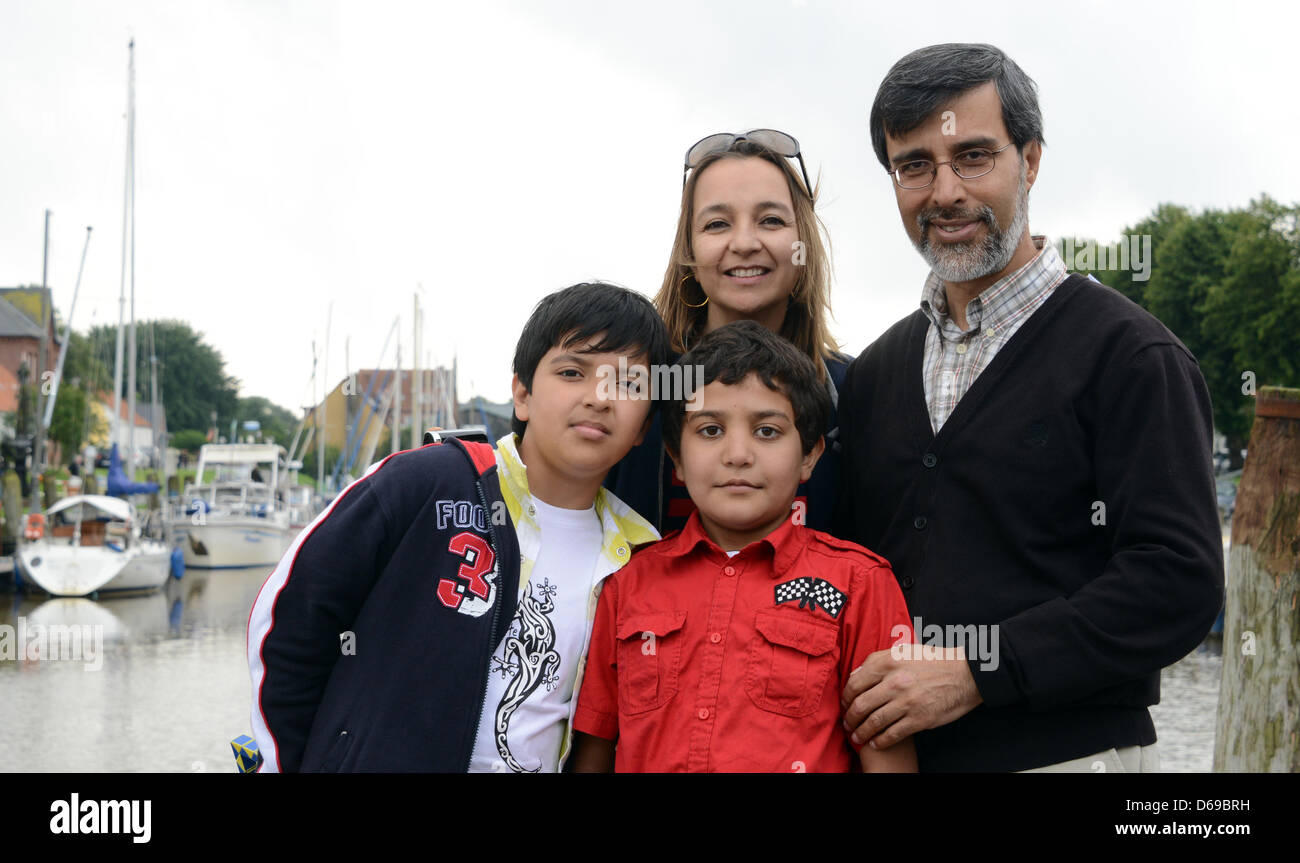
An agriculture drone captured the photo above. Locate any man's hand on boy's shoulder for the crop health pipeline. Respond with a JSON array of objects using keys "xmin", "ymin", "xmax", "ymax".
[{"xmin": 840, "ymin": 644, "xmax": 983, "ymax": 750}]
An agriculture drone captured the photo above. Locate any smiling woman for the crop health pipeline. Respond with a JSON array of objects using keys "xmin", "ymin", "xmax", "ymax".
[
  {"xmin": 603, "ymin": 131, "xmax": 851, "ymax": 537},
  {"xmin": 658, "ymin": 132, "xmax": 836, "ymax": 364},
  {"xmin": 689, "ymin": 158, "xmax": 803, "ymax": 334}
]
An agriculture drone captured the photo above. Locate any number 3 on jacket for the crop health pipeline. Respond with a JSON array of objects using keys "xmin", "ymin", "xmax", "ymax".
[{"xmin": 436, "ymin": 531, "xmax": 497, "ymax": 616}]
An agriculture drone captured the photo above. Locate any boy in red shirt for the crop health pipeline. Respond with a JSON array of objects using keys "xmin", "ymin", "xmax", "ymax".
[{"xmin": 572, "ymin": 321, "xmax": 916, "ymax": 772}]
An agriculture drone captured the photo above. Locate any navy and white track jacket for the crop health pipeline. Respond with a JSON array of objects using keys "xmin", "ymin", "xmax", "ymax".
[{"xmin": 247, "ymin": 438, "xmax": 520, "ymax": 772}]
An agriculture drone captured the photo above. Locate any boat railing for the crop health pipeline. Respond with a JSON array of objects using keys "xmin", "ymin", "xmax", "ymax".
[
  {"xmin": 105, "ymin": 521, "xmax": 130, "ymax": 550},
  {"xmin": 176, "ymin": 480, "xmax": 289, "ymax": 522}
]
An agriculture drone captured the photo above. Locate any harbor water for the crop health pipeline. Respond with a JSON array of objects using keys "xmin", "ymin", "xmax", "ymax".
[
  {"xmin": 1, "ymin": 568, "xmax": 264, "ymax": 773},
  {"xmin": 1, "ymin": 564, "xmax": 1226, "ymax": 773}
]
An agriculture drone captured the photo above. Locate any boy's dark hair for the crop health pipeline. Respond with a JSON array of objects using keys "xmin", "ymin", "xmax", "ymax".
[
  {"xmin": 662, "ymin": 320, "xmax": 830, "ymax": 457},
  {"xmin": 869, "ymin": 43, "xmax": 1044, "ymax": 170},
  {"xmin": 511, "ymin": 282, "xmax": 670, "ymax": 438}
]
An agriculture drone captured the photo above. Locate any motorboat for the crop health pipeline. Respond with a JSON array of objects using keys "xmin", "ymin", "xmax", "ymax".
[
  {"xmin": 168, "ymin": 443, "xmax": 294, "ymax": 569},
  {"xmin": 16, "ymin": 495, "xmax": 170, "ymax": 597}
]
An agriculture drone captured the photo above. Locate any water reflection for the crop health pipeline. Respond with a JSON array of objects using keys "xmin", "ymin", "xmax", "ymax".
[{"xmin": 1, "ymin": 566, "xmax": 270, "ymax": 773}]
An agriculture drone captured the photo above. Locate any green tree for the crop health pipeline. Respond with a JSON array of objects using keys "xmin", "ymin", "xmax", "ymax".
[
  {"xmin": 1074, "ymin": 197, "xmax": 1300, "ymax": 468},
  {"xmin": 1198, "ymin": 197, "xmax": 1300, "ymax": 457},
  {"xmin": 80, "ymin": 319, "xmax": 240, "ymax": 436},
  {"xmin": 171, "ymin": 429, "xmax": 208, "ymax": 453},
  {"xmin": 59, "ymin": 321, "xmax": 304, "ymax": 458},
  {"xmin": 234, "ymin": 396, "xmax": 299, "ymax": 447},
  {"xmin": 299, "ymin": 445, "xmax": 341, "ymax": 488},
  {"xmin": 1095, "ymin": 204, "xmax": 1192, "ymax": 308},
  {"xmin": 60, "ymin": 331, "xmax": 115, "ymax": 401},
  {"xmin": 48, "ymin": 383, "xmax": 105, "ymax": 458}
]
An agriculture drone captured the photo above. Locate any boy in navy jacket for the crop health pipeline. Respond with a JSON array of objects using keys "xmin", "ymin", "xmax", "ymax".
[{"xmin": 247, "ymin": 282, "xmax": 669, "ymax": 772}]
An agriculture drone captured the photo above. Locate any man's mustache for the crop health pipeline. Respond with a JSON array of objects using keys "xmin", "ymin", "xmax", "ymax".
[{"xmin": 916, "ymin": 205, "xmax": 997, "ymax": 234}]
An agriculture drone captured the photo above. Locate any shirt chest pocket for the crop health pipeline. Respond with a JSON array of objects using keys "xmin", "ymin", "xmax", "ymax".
[
  {"xmin": 745, "ymin": 609, "xmax": 840, "ymax": 717},
  {"xmin": 616, "ymin": 611, "xmax": 687, "ymax": 714}
]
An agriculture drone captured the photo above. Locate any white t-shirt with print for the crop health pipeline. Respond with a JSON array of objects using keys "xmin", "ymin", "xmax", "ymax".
[{"xmin": 468, "ymin": 496, "xmax": 604, "ymax": 773}]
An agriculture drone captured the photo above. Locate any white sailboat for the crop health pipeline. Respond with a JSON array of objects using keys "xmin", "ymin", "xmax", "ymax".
[
  {"xmin": 15, "ymin": 40, "xmax": 171, "ymax": 599},
  {"xmin": 16, "ymin": 495, "xmax": 170, "ymax": 597}
]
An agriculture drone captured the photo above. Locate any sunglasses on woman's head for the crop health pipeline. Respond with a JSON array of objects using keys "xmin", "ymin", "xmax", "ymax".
[{"xmin": 682, "ymin": 129, "xmax": 813, "ymax": 199}]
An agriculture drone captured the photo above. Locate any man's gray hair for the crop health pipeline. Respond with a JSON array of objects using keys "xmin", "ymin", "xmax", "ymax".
[{"xmin": 869, "ymin": 43, "xmax": 1044, "ymax": 169}]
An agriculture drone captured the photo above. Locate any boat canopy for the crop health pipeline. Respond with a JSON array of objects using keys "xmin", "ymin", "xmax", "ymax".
[
  {"xmin": 47, "ymin": 494, "xmax": 133, "ymax": 522},
  {"xmin": 197, "ymin": 444, "xmax": 285, "ymax": 465}
]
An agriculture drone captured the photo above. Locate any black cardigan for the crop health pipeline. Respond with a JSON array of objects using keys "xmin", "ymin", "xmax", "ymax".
[{"xmin": 836, "ymin": 274, "xmax": 1224, "ymax": 772}]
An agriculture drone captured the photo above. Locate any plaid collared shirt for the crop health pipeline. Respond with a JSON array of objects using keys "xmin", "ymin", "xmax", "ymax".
[{"xmin": 920, "ymin": 237, "xmax": 1068, "ymax": 433}]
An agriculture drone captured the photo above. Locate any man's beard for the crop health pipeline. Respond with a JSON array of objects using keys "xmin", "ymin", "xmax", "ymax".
[{"xmin": 912, "ymin": 163, "xmax": 1029, "ymax": 284}]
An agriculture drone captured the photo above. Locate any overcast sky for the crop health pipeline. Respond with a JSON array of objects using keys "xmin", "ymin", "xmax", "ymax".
[{"xmin": 3, "ymin": 0, "xmax": 1297, "ymax": 421}]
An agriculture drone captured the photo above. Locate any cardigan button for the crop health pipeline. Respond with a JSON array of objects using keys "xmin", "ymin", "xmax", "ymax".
[
  {"xmin": 901, "ymin": 575, "xmax": 915, "ymax": 589},
  {"xmin": 913, "ymin": 516, "xmax": 928, "ymax": 530},
  {"xmin": 922, "ymin": 453, "xmax": 937, "ymax": 468}
]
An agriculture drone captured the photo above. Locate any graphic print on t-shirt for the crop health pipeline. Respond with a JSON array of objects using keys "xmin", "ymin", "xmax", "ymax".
[
  {"xmin": 468, "ymin": 497, "xmax": 604, "ymax": 773},
  {"xmin": 491, "ymin": 577, "xmax": 561, "ymax": 772}
]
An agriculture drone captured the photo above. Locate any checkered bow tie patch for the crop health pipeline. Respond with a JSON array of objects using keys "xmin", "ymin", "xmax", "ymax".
[{"xmin": 774, "ymin": 577, "xmax": 847, "ymax": 619}]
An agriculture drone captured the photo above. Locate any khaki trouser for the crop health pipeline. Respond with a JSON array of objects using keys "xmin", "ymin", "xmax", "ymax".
[{"xmin": 1017, "ymin": 744, "xmax": 1160, "ymax": 773}]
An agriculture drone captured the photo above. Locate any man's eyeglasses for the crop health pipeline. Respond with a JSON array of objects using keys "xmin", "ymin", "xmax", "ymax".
[
  {"xmin": 887, "ymin": 143, "xmax": 1015, "ymax": 190},
  {"xmin": 684, "ymin": 129, "xmax": 814, "ymax": 198}
]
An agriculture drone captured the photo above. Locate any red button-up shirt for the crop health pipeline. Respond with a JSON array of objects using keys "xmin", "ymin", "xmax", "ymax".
[{"xmin": 574, "ymin": 511, "xmax": 914, "ymax": 772}]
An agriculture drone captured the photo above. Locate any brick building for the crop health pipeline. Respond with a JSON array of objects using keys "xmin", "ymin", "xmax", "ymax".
[{"xmin": 0, "ymin": 287, "xmax": 62, "ymax": 415}]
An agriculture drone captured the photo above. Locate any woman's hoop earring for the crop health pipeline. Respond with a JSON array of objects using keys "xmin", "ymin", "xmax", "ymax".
[{"xmin": 680, "ymin": 273, "xmax": 708, "ymax": 308}]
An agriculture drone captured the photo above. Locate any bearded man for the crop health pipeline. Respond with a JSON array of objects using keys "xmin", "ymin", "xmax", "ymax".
[{"xmin": 835, "ymin": 43, "xmax": 1224, "ymax": 772}]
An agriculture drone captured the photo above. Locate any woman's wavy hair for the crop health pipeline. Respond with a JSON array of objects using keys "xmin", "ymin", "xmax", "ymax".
[{"xmin": 652, "ymin": 139, "xmax": 838, "ymax": 381}]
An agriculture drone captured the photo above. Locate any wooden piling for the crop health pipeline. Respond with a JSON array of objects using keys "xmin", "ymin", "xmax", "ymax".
[
  {"xmin": 41, "ymin": 472, "xmax": 60, "ymax": 507},
  {"xmin": 1214, "ymin": 386, "xmax": 1300, "ymax": 772},
  {"xmin": 1, "ymin": 470, "xmax": 22, "ymax": 550}
]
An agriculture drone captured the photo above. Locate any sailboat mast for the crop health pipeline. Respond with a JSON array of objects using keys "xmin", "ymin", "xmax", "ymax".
[
  {"xmin": 41, "ymin": 226, "xmax": 93, "ymax": 431},
  {"xmin": 410, "ymin": 292, "xmax": 421, "ymax": 449},
  {"xmin": 150, "ymin": 322, "xmax": 159, "ymax": 482},
  {"xmin": 392, "ymin": 336, "xmax": 401, "ymax": 456},
  {"xmin": 35, "ymin": 209, "xmax": 50, "ymax": 472},
  {"xmin": 126, "ymin": 40, "xmax": 139, "ymax": 478},
  {"xmin": 318, "ymin": 303, "xmax": 331, "ymax": 492},
  {"xmin": 112, "ymin": 39, "xmax": 134, "ymax": 462}
]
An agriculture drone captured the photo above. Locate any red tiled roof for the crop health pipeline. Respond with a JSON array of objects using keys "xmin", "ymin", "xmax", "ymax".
[{"xmin": 94, "ymin": 391, "xmax": 154, "ymax": 428}]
